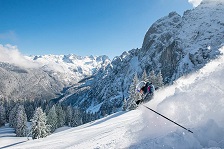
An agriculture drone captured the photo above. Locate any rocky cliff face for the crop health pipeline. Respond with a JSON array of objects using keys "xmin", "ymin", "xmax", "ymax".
[
  {"xmin": 140, "ymin": 11, "xmax": 183, "ymax": 83},
  {"xmin": 141, "ymin": 0, "xmax": 224, "ymax": 82},
  {"xmin": 60, "ymin": 0, "xmax": 224, "ymax": 114}
]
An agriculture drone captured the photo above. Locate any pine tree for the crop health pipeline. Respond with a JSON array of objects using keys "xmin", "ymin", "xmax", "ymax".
[
  {"xmin": 4, "ymin": 100, "xmax": 11, "ymax": 123},
  {"xmin": 56, "ymin": 105, "xmax": 65, "ymax": 128},
  {"xmin": 127, "ymin": 73, "xmax": 140, "ymax": 110},
  {"xmin": 142, "ymin": 69, "xmax": 148, "ymax": 82},
  {"xmin": 81, "ymin": 111, "xmax": 86, "ymax": 123},
  {"xmin": 66, "ymin": 105, "xmax": 73, "ymax": 127},
  {"xmin": 31, "ymin": 107, "xmax": 50, "ymax": 139},
  {"xmin": 156, "ymin": 71, "xmax": 164, "ymax": 89},
  {"xmin": 16, "ymin": 105, "xmax": 27, "ymax": 137},
  {"xmin": 44, "ymin": 104, "xmax": 51, "ymax": 115},
  {"xmin": 9, "ymin": 104, "xmax": 19, "ymax": 128},
  {"xmin": 0, "ymin": 104, "xmax": 6, "ymax": 126},
  {"xmin": 71, "ymin": 107, "xmax": 82, "ymax": 127},
  {"xmin": 122, "ymin": 98, "xmax": 127, "ymax": 111},
  {"xmin": 25, "ymin": 104, "xmax": 34, "ymax": 122},
  {"xmin": 93, "ymin": 112, "xmax": 98, "ymax": 121},
  {"xmin": 148, "ymin": 70, "xmax": 157, "ymax": 84},
  {"xmin": 47, "ymin": 105, "xmax": 58, "ymax": 132}
]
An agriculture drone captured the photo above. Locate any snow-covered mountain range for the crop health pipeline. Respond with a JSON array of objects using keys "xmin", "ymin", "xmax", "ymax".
[
  {"xmin": 0, "ymin": 0, "xmax": 223, "ymax": 117},
  {"xmin": 0, "ymin": 47, "xmax": 110, "ymax": 101},
  {"xmin": 0, "ymin": 62, "xmax": 64, "ymax": 100},
  {"xmin": 28, "ymin": 54, "xmax": 110, "ymax": 84},
  {"xmin": 58, "ymin": 0, "xmax": 224, "ymax": 114}
]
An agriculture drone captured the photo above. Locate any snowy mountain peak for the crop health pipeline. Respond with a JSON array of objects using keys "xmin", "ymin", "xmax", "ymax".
[
  {"xmin": 197, "ymin": 0, "xmax": 224, "ymax": 10},
  {"xmin": 32, "ymin": 54, "xmax": 110, "ymax": 64},
  {"xmin": 0, "ymin": 44, "xmax": 111, "ymax": 101},
  {"xmin": 28, "ymin": 54, "xmax": 110, "ymax": 84},
  {"xmin": 200, "ymin": 0, "xmax": 224, "ymax": 5},
  {"xmin": 142, "ymin": 11, "xmax": 181, "ymax": 51}
]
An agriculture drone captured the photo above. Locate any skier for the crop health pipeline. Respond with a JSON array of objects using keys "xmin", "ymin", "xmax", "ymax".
[
  {"xmin": 135, "ymin": 82, "xmax": 193, "ymax": 133},
  {"xmin": 136, "ymin": 81, "xmax": 155, "ymax": 105}
]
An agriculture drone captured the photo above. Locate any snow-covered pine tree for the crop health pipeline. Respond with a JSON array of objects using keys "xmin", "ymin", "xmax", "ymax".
[
  {"xmin": 127, "ymin": 73, "xmax": 140, "ymax": 110},
  {"xmin": 56, "ymin": 104, "xmax": 65, "ymax": 128},
  {"xmin": 25, "ymin": 104, "xmax": 34, "ymax": 122},
  {"xmin": 31, "ymin": 107, "xmax": 50, "ymax": 139},
  {"xmin": 142, "ymin": 69, "xmax": 148, "ymax": 82},
  {"xmin": 71, "ymin": 107, "xmax": 82, "ymax": 127},
  {"xmin": 156, "ymin": 71, "xmax": 164, "ymax": 89},
  {"xmin": 93, "ymin": 112, "xmax": 99, "ymax": 121},
  {"xmin": 47, "ymin": 105, "xmax": 58, "ymax": 133},
  {"xmin": 0, "ymin": 104, "xmax": 6, "ymax": 126},
  {"xmin": 9, "ymin": 104, "xmax": 19, "ymax": 128},
  {"xmin": 86, "ymin": 112, "xmax": 93, "ymax": 123},
  {"xmin": 44, "ymin": 103, "xmax": 51, "ymax": 115},
  {"xmin": 16, "ymin": 105, "xmax": 27, "ymax": 137},
  {"xmin": 89, "ymin": 112, "xmax": 94, "ymax": 122},
  {"xmin": 82, "ymin": 111, "xmax": 89, "ymax": 124},
  {"xmin": 82, "ymin": 111, "xmax": 92, "ymax": 124},
  {"xmin": 148, "ymin": 70, "xmax": 157, "ymax": 85},
  {"xmin": 66, "ymin": 105, "xmax": 73, "ymax": 127},
  {"xmin": 122, "ymin": 98, "xmax": 127, "ymax": 111},
  {"xmin": 4, "ymin": 100, "xmax": 11, "ymax": 123}
]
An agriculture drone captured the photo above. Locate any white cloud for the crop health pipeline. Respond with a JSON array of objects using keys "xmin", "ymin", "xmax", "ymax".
[
  {"xmin": 188, "ymin": 0, "xmax": 203, "ymax": 7},
  {"xmin": 0, "ymin": 44, "xmax": 39, "ymax": 68}
]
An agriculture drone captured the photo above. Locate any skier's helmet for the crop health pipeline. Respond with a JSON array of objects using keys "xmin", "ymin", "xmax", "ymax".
[{"xmin": 136, "ymin": 81, "xmax": 146, "ymax": 92}]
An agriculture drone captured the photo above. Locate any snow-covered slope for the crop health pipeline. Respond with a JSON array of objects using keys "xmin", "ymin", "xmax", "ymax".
[{"xmin": 5, "ymin": 46, "xmax": 224, "ymax": 149}]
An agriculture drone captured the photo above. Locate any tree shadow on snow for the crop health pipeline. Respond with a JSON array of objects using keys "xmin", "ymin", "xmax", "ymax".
[{"xmin": 1, "ymin": 140, "xmax": 28, "ymax": 149}]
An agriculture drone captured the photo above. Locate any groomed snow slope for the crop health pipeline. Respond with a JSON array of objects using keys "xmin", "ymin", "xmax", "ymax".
[{"xmin": 7, "ymin": 46, "xmax": 224, "ymax": 149}]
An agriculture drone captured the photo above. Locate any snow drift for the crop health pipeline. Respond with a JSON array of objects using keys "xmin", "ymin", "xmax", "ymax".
[{"xmin": 136, "ymin": 46, "xmax": 224, "ymax": 148}]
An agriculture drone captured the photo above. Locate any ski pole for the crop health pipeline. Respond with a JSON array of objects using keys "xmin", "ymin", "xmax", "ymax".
[{"xmin": 142, "ymin": 105, "xmax": 193, "ymax": 133}]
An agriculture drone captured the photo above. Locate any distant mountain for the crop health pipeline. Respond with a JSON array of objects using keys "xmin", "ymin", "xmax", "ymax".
[
  {"xmin": 28, "ymin": 54, "xmax": 110, "ymax": 84},
  {"xmin": 0, "ymin": 62, "xmax": 64, "ymax": 101},
  {"xmin": 0, "ymin": 54, "xmax": 110, "ymax": 101},
  {"xmin": 59, "ymin": 0, "xmax": 224, "ymax": 115}
]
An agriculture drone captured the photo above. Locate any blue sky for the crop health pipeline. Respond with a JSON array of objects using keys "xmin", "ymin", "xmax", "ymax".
[{"xmin": 0, "ymin": 0, "xmax": 193, "ymax": 59}]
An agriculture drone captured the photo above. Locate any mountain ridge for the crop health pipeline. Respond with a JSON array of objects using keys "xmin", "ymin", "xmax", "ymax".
[
  {"xmin": 0, "ymin": 47, "xmax": 110, "ymax": 101},
  {"xmin": 59, "ymin": 0, "xmax": 224, "ymax": 115}
]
